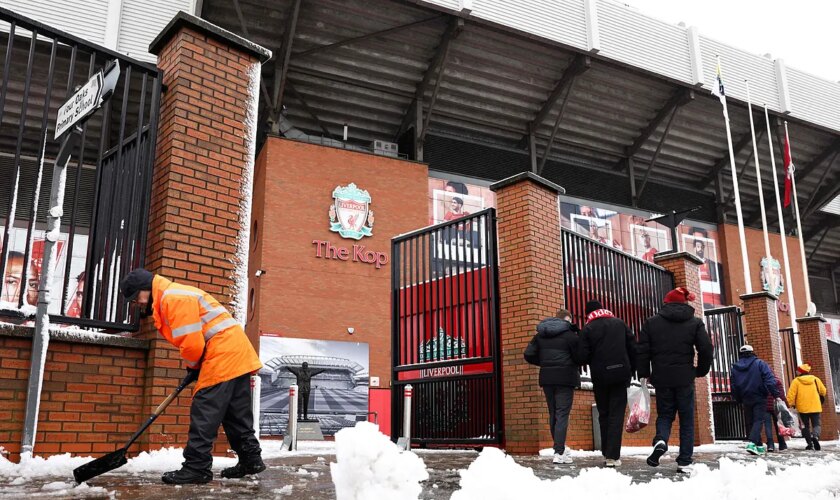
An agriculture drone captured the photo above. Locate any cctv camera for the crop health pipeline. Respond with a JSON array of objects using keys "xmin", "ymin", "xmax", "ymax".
[
  {"xmin": 347, "ymin": 327, "xmax": 355, "ymax": 334},
  {"xmin": 255, "ymin": 269, "xmax": 266, "ymax": 277}
]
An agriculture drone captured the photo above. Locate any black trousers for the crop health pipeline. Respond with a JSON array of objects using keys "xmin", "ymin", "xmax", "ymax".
[
  {"xmin": 183, "ymin": 373, "xmax": 262, "ymax": 473},
  {"xmin": 543, "ymin": 385, "xmax": 574, "ymax": 454},
  {"xmin": 593, "ymin": 383, "xmax": 627, "ymax": 460}
]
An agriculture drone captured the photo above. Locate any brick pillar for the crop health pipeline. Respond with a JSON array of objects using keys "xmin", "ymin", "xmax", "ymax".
[
  {"xmin": 797, "ymin": 316, "xmax": 839, "ymax": 440},
  {"xmin": 740, "ymin": 292, "xmax": 783, "ymax": 378},
  {"xmin": 653, "ymin": 252, "xmax": 714, "ymax": 445},
  {"xmin": 490, "ymin": 172, "xmax": 565, "ymax": 454},
  {"xmin": 136, "ymin": 13, "xmax": 271, "ymax": 453}
]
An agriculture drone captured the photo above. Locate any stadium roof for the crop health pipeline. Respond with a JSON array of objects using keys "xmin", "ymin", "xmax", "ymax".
[{"xmin": 199, "ymin": 0, "xmax": 840, "ymax": 274}]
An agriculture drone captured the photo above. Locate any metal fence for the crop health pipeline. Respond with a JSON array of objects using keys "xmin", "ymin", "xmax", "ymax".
[
  {"xmin": 560, "ymin": 229, "xmax": 674, "ymax": 335},
  {"xmin": 705, "ymin": 306, "xmax": 747, "ymax": 440},
  {"xmin": 391, "ymin": 209, "xmax": 502, "ymax": 445},
  {"xmin": 780, "ymin": 327, "xmax": 800, "ymax": 389},
  {"xmin": 0, "ymin": 7, "xmax": 161, "ymax": 331}
]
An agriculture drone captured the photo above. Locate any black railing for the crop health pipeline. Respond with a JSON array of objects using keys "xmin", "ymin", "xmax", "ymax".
[
  {"xmin": 561, "ymin": 229, "xmax": 674, "ymax": 335},
  {"xmin": 705, "ymin": 306, "xmax": 747, "ymax": 440},
  {"xmin": 391, "ymin": 209, "xmax": 502, "ymax": 445},
  {"xmin": 0, "ymin": 7, "xmax": 161, "ymax": 331},
  {"xmin": 780, "ymin": 327, "xmax": 799, "ymax": 389}
]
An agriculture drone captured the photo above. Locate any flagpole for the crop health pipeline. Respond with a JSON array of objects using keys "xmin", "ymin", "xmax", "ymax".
[
  {"xmin": 765, "ymin": 106, "xmax": 796, "ymax": 326},
  {"xmin": 745, "ymin": 81, "xmax": 773, "ymax": 271},
  {"xmin": 785, "ymin": 121, "xmax": 813, "ymax": 314},
  {"xmin": 716, "ymin": 57, "xmax": 753, "ymax": 294}
]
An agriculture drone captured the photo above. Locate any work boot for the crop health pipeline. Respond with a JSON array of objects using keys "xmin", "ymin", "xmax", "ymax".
[
  {"xmin": 221, "ymin": 457, "xmax": 267, "ymax": 479},
  {"xmin": 162, "ymin": 468, "xmax": 212, "ymax": 485}
]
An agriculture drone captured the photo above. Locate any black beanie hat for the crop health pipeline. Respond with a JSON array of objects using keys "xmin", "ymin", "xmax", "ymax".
[
  {"xmin": 585, "ymin": 300, "xmax": 603, "ymax": 316},
  {"xmin": 120, "ymin": 268, "xmax": 154, "ymax": 301}
]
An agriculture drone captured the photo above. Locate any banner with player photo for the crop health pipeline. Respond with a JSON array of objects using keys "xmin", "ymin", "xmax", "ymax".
[
  {"xmin": 1, "ymin": 227, "xmax": 87, "ymax": 316},
  {"xmin": 560, "ymin": 201, "xmax": 725, "ymax": 308}
]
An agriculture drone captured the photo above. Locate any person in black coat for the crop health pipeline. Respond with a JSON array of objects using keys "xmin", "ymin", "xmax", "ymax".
[
  {"xmin": 579, "ymin": 300, "xmax": 637, "ymax": 467},
  {"xmin": 524, "ymin": 308, "xmax": 582, "ymax": 464},
  {"xmin": 637, "ymin": 287, "xmax": 713, "ymax": 472}
]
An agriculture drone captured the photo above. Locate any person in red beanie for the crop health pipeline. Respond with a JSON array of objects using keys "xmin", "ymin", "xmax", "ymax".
[{"xmin": 638, "ymin": 287, "xmax": 713, "ymax": 473}]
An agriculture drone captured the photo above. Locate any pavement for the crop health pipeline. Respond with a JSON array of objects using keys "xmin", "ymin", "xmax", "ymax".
[{"xmin": 2, "ymin": 439, "xmax": 838, "ymax": 499}]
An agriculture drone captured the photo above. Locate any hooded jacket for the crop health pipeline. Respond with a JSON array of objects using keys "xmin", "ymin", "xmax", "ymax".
[
  {"xmin": 151, "ymin": 275, "xmax": 262, "ymax": 393},
  {"xmin": 637, "ymin": 302, "xmax": 713, "ymax": 388},
  {"xmin": 579, "ymin": 311, "xmax": 636, "ymax": 386},
  {"xmin": 524, "ymin": 318, "xmax": 582, "ymax": 387},
  {"xmin": 730, "ymin": 354, "xmax": 781, "ymax": 405},
  {"xmin": 787, "ymin": 374, "xmax": 827, "ymax": 414}
]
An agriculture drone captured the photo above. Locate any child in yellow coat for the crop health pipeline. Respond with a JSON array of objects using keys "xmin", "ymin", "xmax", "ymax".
[{"xmin": 787, "ymin": 363, "xmax": 827, "ymax": 451}]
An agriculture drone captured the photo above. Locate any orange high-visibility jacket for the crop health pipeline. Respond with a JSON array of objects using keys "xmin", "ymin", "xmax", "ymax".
[{"xmin": 151, "ymin": 275, "xmax": 262, "ymax": 393}]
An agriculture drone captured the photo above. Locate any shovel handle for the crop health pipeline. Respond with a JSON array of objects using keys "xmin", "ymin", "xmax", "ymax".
[{"xmin": 123, "ymin": 371, "xmax": 197, "ymax": 449}]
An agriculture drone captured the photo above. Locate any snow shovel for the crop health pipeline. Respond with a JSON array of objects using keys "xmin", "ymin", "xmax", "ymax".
[{"xmin": 73, "ymin": 369, "xmax": 199, "ymax": 483}]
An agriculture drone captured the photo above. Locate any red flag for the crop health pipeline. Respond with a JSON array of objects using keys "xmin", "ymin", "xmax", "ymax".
[{"xmin": 783, "ymin": 135, "xmax": 794, "ymax": 208}]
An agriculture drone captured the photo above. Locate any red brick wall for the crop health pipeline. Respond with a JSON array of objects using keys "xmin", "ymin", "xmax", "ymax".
[
  {"xmin": 139, "ymin": 19, "xmax": 264, "ymax": 455},
  {"xmin": 718, "ymin": 223, "xmax": 807, "ymax": 328},
  {"xmin": 492, "ymin": 175, "xmax": 565, "ymax": 454},
  {"xmin": 146, "ymin": 25, "xmax": 256, "ymax": 303},
  {"xmin": 249, "ymin": 138, "xmax": 429, "ymax": 387},
  {"xmin": 741, "ymin": 293, "xmax": 784, "ymax": 379},
  {"xmin": 797, "ymin": 317, "xmax": 839, "ymax": 440},
  {"xmin": 0, "ymin": 334, "xmax": 148, "ymax": 462}
]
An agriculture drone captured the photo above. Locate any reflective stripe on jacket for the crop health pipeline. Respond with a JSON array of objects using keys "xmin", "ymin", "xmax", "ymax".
[{"xmin": 151, "ymin": 275, "xmax": 262, "ymax": 392}]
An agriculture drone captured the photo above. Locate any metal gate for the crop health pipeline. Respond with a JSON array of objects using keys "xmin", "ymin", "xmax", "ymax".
[
  {"xmin": 705, "ymin": 306, "xmax": 747, "ymax": 440},
  {"xmin": 0, "ymin": 7, "xmax": 161, "ymax": 331},
  {"xmin": 780, "ymin": 327, "xmax": 800, "ymax": 389},
  {"xmin": 391, "ymin": 209, "xmax": 502, "ymax": 445}
]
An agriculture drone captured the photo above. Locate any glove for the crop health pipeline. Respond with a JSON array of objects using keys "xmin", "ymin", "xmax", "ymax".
[{"xmin": 185, "ymin": 367, "xmax": 200, "ymax": 384}]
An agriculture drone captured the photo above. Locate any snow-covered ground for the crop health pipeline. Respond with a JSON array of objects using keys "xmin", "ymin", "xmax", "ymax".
[{"xmin": 3, "ymin": 427, "xmax": 840, "ymax": 499}]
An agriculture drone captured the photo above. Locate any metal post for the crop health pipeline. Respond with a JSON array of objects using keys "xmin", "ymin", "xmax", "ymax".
[
  {"xmin": 397, "ymin": 384, "xmax": 413, "ymax": 450},
  {"xmin": 285, "ymin": 384, "xmax": 299, "ymax": 451},
  {"xmin": 21, "ymin": 128, "xmax": 82, "ymax": 457},
  {"xmin": 251, "ymin": 374, "xmax": 261, "ymax": 439}
]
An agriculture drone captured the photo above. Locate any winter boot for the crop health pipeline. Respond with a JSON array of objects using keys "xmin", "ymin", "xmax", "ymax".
[
  {"xmin": 221, "ymin": 457, "xmax": 267, "ymax": 479},
  {"xmin": 646, "ymin": 440, "xmax": 667, "ymax": 467},
  {"xmin": 805, "ymin": 438, "xmax": 814, "ymax": 450},
  {"xmin": 162, "ymin": 468, "xmax": 213, "ymax": 485},
  {"xmin": 813, "ymin": 439, "xmax": 821, "ymax": 451}
]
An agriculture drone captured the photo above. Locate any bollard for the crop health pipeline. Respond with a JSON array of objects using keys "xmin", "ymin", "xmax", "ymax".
[
  {"xmin": 397, "ymin": 385, "xmax": 413, "ymax": 450},
  {"xmin": 250, "ymin": 374, "xmax": 261, "ymax": 439},
  {"xmin": 284, "ymin": 384, "xmax": 299, "ymax": 451}
]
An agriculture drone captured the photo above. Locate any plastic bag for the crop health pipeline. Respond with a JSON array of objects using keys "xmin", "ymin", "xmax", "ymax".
[
  {"xmin": 774, "ymin": 399, "xmax": 801, "ymax": 438},
  {"xmin": 625, "ymin": 381, "xmax": 651, "ymax": 433}
]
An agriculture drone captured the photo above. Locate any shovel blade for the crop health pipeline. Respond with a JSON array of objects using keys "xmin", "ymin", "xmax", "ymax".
[{"xmin": 73, "ymin": 448, "xmax": 128, "ymax": 484}]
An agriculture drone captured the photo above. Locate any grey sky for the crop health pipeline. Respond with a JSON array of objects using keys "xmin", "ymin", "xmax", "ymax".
[{"xmin": 625, "ymin": 0, "xmax": 840, "ymax": 82}]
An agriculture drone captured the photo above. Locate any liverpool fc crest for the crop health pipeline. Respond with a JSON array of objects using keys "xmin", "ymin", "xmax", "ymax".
[{"xmin": 329, "ymin": 183, "xmax": 374, "ymax": 240}]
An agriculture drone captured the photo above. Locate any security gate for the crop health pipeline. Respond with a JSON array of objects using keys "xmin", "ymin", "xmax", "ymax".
[
  {"xmin": 391, "ymin": 208, "xmax": 502, "ymax": 445},
  {"xmin": 705, "ymin": 306, "xmax": 747, "ymax": 440}
]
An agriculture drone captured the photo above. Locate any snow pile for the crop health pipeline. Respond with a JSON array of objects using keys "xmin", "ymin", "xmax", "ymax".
[
  {"xmin": 121, "ymin": 447, "xmax": 234, "ymax": 474},
  {"xmin": 453, "ymin": 447, "xmax": 840, "ymax": 500},
  {"xmin": 330, "ymin": 422, "xmax": 429, "ymax": 500},
  {"xmin": 0, "ymin": 451, "xmax": 91, "ymax": 480}
]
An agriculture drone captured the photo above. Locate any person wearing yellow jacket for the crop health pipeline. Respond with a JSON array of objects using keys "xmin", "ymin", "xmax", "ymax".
[
  {"xmin": 787, "ymin": 363, "xmax": 827, "ymax": 451},
  {"xmin": 120, "ymin": 269, "xmax": 265, "ymax": 484}
]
